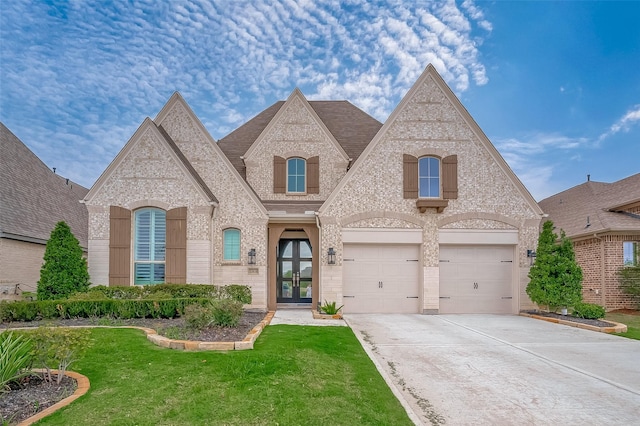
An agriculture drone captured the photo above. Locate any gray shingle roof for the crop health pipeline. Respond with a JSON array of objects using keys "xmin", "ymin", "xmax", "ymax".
[
  {"xmin": 217, "ymin": 100, "xmax": 382, "ymax": 178},
  {"xmin": 539, "ymin": 174, "xmax": 640, "ymax": 239},
  {"xmin": 0, "ymin": 123, "xmax": 89, "ymax": 248}
]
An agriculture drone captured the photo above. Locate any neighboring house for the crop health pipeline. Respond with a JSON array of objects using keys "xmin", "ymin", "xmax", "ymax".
[
  {"xmin": 0, "ymin": 123, "xmax": 89, "ymax": 300},
  {"xmin": 539, "ymin": 174, "xmax": 640, "ymax": 310},
  {"xmin": 84, "ymin": 65, "xmax": 544, "ymax": 314}
]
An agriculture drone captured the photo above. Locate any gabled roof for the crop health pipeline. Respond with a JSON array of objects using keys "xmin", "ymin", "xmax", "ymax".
[
  {"xmin": 84, "ymin": 118, "xmax": 217, "ymax": 206},
  {"xmin": 217, "ymin": 96, "xmax": 382, "ymax": 178},
  {"xmin": 321, "ymin": 64, "xmax": 543, "ymax": 216},
  {"xmin": 539, "ymin": 174, "xmax": 640, "ymax": 239},
  {"xmin": 0, "ymin": 122, "xmax": 89, "ymax": 248}
]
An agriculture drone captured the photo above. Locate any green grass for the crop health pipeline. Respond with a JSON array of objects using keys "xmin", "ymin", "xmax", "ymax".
[
  {"xmin": 37, "ymin": 326, "xmax": 412, "ymax": 425},
  {"xmin": 606, "ymin": 311, "xmax": 640, "ymax": 341}
]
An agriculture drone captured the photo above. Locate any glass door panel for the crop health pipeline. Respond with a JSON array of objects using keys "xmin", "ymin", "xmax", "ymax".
[{"xmin": 277, "ymin": 239, "xmax": 312, "ymax": 303}]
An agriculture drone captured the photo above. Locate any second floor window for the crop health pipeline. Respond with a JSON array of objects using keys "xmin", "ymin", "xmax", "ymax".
[
  {"xmin": 134, "ymin": 208, "xmax": 166, "ymax": 285},
  {"xmin": 419, "ymin": 156, "xmax": 440, "ymax": 198},
  {"xmin": 287, "ymin": 158, "xmax": 306, "ymax": 193}
]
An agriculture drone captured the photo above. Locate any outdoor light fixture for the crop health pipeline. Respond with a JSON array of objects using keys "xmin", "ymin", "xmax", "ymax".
[
  {"xmin": 327, "ymin": 247, "xmax": 336, "ymax": 265},
  {"xmin": 527, "ymin": 249, "xmax": 536, "ymax": 266},
  {"xmin": 248, "ymin": 248, "xmax": 256, "ymax": 265}
]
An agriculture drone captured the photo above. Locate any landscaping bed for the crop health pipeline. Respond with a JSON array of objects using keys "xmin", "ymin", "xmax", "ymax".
[
  {"xmin": 0, "ymin": 311, "xmax": 266, "ymax": 425},
  {"xmin": 521, "ymin": 310, "xmax": 616, "ymax": 328}
]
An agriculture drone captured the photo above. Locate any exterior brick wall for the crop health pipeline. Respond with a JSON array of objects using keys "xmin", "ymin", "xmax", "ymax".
[{"xmin": 573, "ymin": 234, "xmax": 639, "ymax": 310}]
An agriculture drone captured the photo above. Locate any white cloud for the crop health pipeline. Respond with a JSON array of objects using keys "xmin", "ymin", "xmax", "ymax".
[{"xmin": 598, "ymin": 105, "xmax": 640, "ymax": 142}]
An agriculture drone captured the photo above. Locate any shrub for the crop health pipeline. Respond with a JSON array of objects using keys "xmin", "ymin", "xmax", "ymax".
[
  {"xmin": 26, "ymin": 327, "xmax": 92, "ymax": 384},
  {"xmin": 572, "ymin": 302, "xmax": 606, "ymax": 320},
  {"xmin": 223, "ymin": 285, "xmax": 252, "ymax": 304},
  {"xmin": 37, "ymin": 221, "xmax": 90, "ymax": 301},
  {"xmin": 67, "ymin": 290, "xmax": 109, "ymax": 301},
  {"xmin": 0, "ymin": 332, "xmax": 33, "ymax": 392},
  {"xmin": 527, "ymin": 220, "xmax": 583, "ymax": 312},
  {"xmin": 184, "ymin": 303, "xmax": 213, "ymax": 330},
  {"xmin": 211, "ymin": 299, "xmax": 243, "ymax": 327}
]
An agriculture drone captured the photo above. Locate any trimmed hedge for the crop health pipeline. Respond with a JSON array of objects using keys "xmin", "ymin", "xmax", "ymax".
[
  {"xmin": 76, "ymin": 284, "xmax": 252, "ymax": 304},
  {"xmin": 0, "ymin": 298, "xmax": 211, "ymax": 322}
]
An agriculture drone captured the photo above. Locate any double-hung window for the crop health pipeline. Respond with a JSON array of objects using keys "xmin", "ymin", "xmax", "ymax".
[
  {"xmin": 418, "ymin": 156, "xmax": 440, "ymax": 198},
  {"xmin": 287, "ymin": 158, "xmax": 306, "ymax": 193},
  {"xmin": 223, "ymin": 228, "xmax": 241, "ymax": 261},
  {"xmin": 134, "ymin": 208, "xmax": 166, "ymax": 284}
]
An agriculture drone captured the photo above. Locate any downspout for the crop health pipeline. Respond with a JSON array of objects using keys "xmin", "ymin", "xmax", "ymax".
[{"xmin": 593, "ymin": 233, "xmax": 605, "ymax": 307}]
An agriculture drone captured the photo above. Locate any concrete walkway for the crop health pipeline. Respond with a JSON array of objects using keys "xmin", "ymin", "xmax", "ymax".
[
  {"xmin": 345, "ymin": 314, "xmax": 640, "ymax": 426},
  {"xmin": 270, "ymin": 309, "xmax": 347, "ymax": 326}
]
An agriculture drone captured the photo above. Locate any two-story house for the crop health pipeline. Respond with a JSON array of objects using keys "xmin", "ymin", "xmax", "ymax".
[{"xmin": 83, "ymin": 65, "xmax": 544, "ymax": 313}]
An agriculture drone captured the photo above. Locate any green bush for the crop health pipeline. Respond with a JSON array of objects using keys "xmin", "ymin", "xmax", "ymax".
[
  {"xmin": 67, "ymin": 290, "xmax": 109, "ymax": 301},
  {"xmin": 184, "ymin": 303, "xmax": 213, "ymax": 330},
  {"xmin": 211, "ymin": 299, "xmax": 243, "ymax": 327},
  {"xmin": 26, "ymin": 327, "xmax": 92, "ymax": 384},
  {"xmin": 82, "ymin": 284, "xmax": 251, "ymax": 303},
  {"xmin": 320, "ymin": 300, "xmax": 344, "ymax": 315},
  {"xmin": 0, "ymin": 298, "xmax": 211, "ymax": 322},
  {"xmin": 0, "ymin": 331, "xmax": 33, "ymax": 392},
  {"xmin": 572, "ymin": 302, "xmax": 606, "ymax": 320},
  {"xmin": 223, "ymin": 285, "xmax": 252, "ymax": 304},
  {"xmin": 37, "ymin": 221, "xmax": 90, "ymax": 301}
]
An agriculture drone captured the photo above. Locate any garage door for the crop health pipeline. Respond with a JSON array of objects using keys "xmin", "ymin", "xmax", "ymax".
[
  {"xmin": 439, "ymin": 245, "xmax": 514, "ymax": 314},
  {"xmin": 343, "ymin": 244, "xmax": 420, "ymax": 313}
]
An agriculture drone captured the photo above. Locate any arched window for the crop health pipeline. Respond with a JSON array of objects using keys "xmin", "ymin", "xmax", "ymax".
[
  {"xmin": 223, "ymin": 228, "xmax": 241, "ymax": 261},
  {"xmin": 418, "ymin": 156, "xmax": 440, "ymax": 198},
  {"xmin": 134, "ymin": 208, "xmax": 166, "ymax": 284},
  {"xmin": 287, "ymin": 157, "xmax": 306, "ymax": 193}
]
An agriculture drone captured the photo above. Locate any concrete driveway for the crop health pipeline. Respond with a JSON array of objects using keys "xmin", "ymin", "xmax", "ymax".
[{"xmin": 345, "ymin": 314, "xmax": 640, "ymax": 425}]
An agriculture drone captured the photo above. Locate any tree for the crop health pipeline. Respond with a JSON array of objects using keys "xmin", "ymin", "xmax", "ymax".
[
  {"xmin": 37, "ymin": 221, "xmax": 90, "ymax": 300},
  {"xmin": 526, "ymin": 220, "xmax": 583, "ymax": 312}
]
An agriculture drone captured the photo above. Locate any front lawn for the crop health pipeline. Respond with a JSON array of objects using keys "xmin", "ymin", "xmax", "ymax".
[
  {"xmin": 37, "ymin": 325, "xmax": 412, "ymax": 425},
  {"xmin": 606, "ymin": 311, "xmax": 640, "ymax": 340}
]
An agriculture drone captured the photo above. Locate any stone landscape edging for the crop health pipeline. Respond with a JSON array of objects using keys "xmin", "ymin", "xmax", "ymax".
[
  {"xmin": 311, "ymin": 310, "xmax": 343, "ymax": 320},
  {"xmin": 519, "ymin": 312, "xmax": 627, "ymax": 333},
  {"xmin": 17, "ymin": 369, "xmax": 90, "ymax": 426}
]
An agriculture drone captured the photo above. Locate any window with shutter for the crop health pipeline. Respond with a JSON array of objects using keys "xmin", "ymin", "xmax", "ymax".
[
  {"xmin": 134, "ymin": 208, "xmax": 166, "ymax": 285},
  {"xmin": 287, "ymin": 158, "xmax": 306, "ymax": 193},
  {"xmin": 223, "ymin": 228, "xmax": 241, "ymax": 261},
  {"xmin": 418, "ymin": 156, "xmax": 440, "ymax": 198}
]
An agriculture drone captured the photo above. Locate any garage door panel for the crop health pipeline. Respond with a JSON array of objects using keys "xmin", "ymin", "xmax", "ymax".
[
  {"xmin": 343, "ymin": 243, "xmax": 420, "ymax": 314},
  {"xmin": 439, "ymin": 245, "xmax": 514, "ymax": 314}
]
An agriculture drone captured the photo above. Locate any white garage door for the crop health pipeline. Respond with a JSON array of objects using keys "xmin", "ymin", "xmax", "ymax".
[
  {"xmin": 439, "ymin": 245, "xmax": 514, "ymax": 314},
  {"xmin": 343, "ymin": 244, "xmax": 420, "ymax": 313}
]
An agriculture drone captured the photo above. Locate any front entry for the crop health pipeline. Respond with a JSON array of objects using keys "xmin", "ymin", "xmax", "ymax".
[{"xmin": 277, "ymin": 239, "xmax": 312, "ymax": 304}]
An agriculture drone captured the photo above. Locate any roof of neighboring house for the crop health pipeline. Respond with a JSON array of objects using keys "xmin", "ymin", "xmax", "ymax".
[
  {"xmin": 0, "ymin": 123, "xmax": 89, "ymax": 248},
  {"xmin": 538, "ymin": 174, "xmax": 640, "ymax": 239},
  {"xmin": 217, "ymin": 100, "xmax": 383, "ymax": 178}
]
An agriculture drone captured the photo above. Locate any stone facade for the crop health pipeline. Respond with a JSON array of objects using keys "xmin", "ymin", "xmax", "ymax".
[{"xmin": 85, "ymin": 65, "xmax": 543, "ymax": 314}]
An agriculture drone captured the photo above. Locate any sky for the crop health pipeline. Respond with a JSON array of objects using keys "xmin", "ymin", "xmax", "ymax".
[{"xmin": 1, "ymin": 0, "xmax": 639, "ymax": 201}]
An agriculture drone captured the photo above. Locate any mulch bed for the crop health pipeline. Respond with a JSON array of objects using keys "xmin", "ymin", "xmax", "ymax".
[
  {"xmin": 522, "ymin": 310, "xmax": 616, "ymax": 327},
  {"xmin": 0, "ymin": 311, "xmax": 267, "ymax": 425}
]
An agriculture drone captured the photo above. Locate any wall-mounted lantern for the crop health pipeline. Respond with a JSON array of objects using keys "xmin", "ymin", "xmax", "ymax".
[
  {"xmin": 527, "ymin": 249, "xmax": 536, "ymax": 266},
  {"xmin": 327, "ymin": 247, "xmax": 336, "ymax": 265},
  {"xmin": 248, "ymin": 248, "xmax": 256, "ymax": 265}
]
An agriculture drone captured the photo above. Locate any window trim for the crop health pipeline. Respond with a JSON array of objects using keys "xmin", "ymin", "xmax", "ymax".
[
  {"xmin": 418, "ymin": 156, "xmax": 441, "ymax": 199},
  {"xmin": 223, "ymin": 228, "xmax": 241, "ymax": 262},
  {"xmin": 286, "ymin": 157, "xmax": 307, "ymax": 194},
  {"xmin": 133, "ymin": 208, "xmax": 166, "ymax": 285}
]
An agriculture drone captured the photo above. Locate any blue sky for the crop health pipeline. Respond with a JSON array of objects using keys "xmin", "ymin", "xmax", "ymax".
[{"xmin": 1, "ymin": 0, "xmax": 638, "ymax": 201}]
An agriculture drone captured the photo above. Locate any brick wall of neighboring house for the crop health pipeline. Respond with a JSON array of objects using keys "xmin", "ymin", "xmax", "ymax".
[
  {"xmin": 0, "ymin": 238, "xmax": 45, "ymax": 299},
  {"xmin": 319, "ymin": 72, "xmax": 541, "ymax": 311},
  {"xmin": 574, "ymin": 234, "xmax": 639, "ymax": 310}
]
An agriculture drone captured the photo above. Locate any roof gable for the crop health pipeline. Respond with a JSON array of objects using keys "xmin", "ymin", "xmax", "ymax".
[
  {"xmin": 83, "ymin": 117, "xmax": 216, "ymax": 206},
  {"xmin": 242, "ymin": 88, "xmax": 350, "ymax": 163},
  {"xmin": 0, "ymin": 123, "xmax": 89, "ymax": 247},
  {"xmin": 321, "ymin": 64, "xmax": 543, "ymax": 216},
  {"xmin": 153, "ymin": 92, "xmax": 267, "ymax": 216}
]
